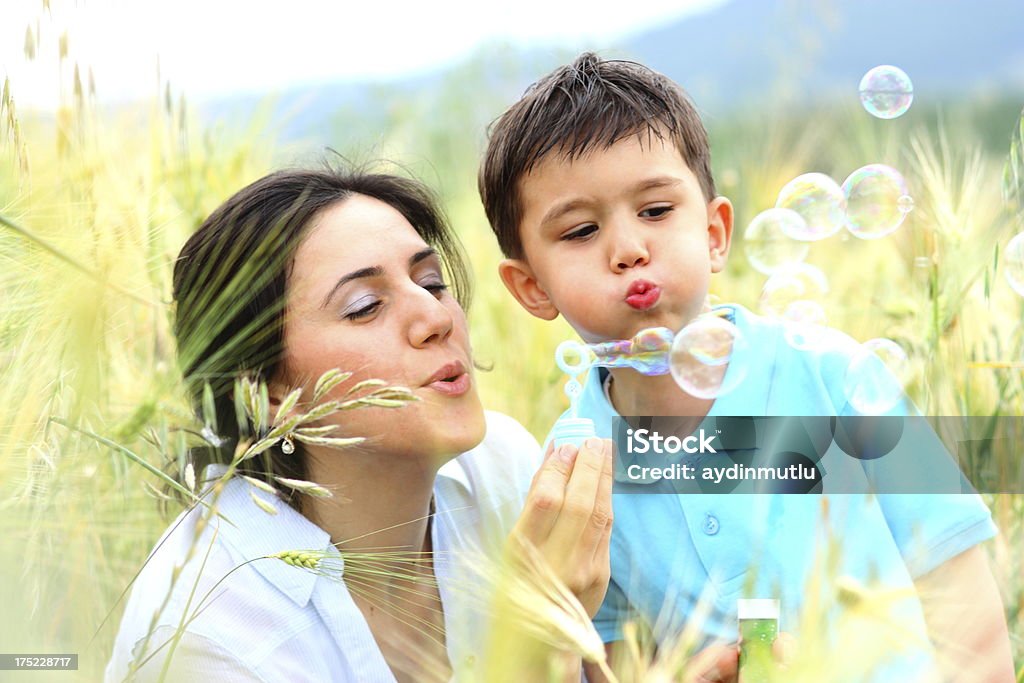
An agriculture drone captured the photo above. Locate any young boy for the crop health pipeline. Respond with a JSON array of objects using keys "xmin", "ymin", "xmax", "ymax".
[{"xmin": 479, "ymin": 53, "xmax": 1013, "ymax": 681}]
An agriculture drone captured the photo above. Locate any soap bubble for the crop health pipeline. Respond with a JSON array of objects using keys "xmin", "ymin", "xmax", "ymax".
[
  {"xmin": 843, "ymin": 338, "xmax": 910, "ymax": 415},
  {"xmin": 743, "ymin": 208, "xmax": 811, "ymax": 274},
  {"xmin": 1004, "ymin": 232, "xmax": 1024, "ymax": 297},
  {"xmin": 842, "ymin": 165, "xmax": 913, "ymax": 239},
  {"xmin": 670, "ymin": 315, "xmax": 748, "ymax": 399},
  {"xmin": 776, "ymin": 173, "xmax": 847, "ymax": 240},
  {"xmin": 759, "ymin": 263, "xmax": 829, "ymax": 317},
  {"xmin": 760, "ymin": 273, "xmax": 804, "ymax": 317},
  {"xmin": 792, "ymin": 263, "xmax": 830, "ymax": 299},
  {"xmin": 782, "ymin": 300, "xmax": 829, "ymax": 350},
  {"xmin": 859, "ymin": 65, "xmax": 914, "ymax": 119}
]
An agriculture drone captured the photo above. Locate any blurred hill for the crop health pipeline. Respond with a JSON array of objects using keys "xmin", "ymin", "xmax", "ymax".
[
  {"xmin": 195, "ymin": 0, "xmax": 1024, "ymax": 153},
  {"xmin": 625, "ymin": 0, "xmax": 1024, "ymax": 117}
]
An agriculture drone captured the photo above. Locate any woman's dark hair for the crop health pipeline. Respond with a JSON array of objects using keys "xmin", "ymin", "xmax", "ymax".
[{"xmin": 171, "ymin": 167, "xmax": 471, "ymax": 510}]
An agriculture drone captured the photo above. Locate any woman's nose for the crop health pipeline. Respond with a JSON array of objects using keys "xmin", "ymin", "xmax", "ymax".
[{"xmin": 407, "ymin": 287, "xmax": 454, "ymax": 348}]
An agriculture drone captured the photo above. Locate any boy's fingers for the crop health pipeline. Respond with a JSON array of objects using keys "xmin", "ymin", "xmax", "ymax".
[
  {"xmin": 518, "ymin": 443, "xmax": 577, "ymax": 541},
  {"xmin": 773, "ymin": 632, "xmax": 797, "ymax": 666},
  {"xmin": 548, "ymin": 437, "xmax": 607, "ymax": 552},
  {"xmin": 684, "ymin": 643, "xmax": 739, "ymax": 683}
]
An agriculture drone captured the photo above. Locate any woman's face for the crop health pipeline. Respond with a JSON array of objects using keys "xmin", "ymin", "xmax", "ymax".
[{"xmin": 278, "ymin": 194, "xmax": 485, "ymax": 463}]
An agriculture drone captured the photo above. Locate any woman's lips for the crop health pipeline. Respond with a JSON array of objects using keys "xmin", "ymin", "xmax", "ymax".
[
  {"xmin": 427, "ymin": 372, "xmax": 471, "ymax": 396},
  {"xmin": 625, "ymin": 280, "xmax": 661, "ymax": 310}
]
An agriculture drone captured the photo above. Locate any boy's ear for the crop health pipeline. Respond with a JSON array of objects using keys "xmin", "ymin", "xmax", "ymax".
[
  {"xmin": 707, "ymin": 196, "xmax": 734, "ymax": 273},
  {"xmin": 498, "ymin": 258, "xmax": 559, "ymax": 321}
]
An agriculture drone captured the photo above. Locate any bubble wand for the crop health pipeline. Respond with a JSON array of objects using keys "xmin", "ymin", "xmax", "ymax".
[{"xmin": 550, "ymin": 309, "xmax": 745, "ymax": 448}]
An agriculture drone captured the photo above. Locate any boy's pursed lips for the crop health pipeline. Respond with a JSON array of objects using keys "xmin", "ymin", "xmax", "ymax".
[{"xmin": 625, "ymin": 279, "xmax": 661, "ymax": 310}]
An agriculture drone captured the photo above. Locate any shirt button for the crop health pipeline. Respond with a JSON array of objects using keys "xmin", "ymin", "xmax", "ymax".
[
  {"xmin": 702, "ymin": 513, "xmax": 720, "ymax": 535},
  {"xmin": 464, "ymin": 655, "xmax": 475, "ymax": 667}
]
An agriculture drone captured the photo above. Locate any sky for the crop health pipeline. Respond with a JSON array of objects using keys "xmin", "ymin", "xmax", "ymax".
[{"xmin": 2, "ymin": 0, "xmax": 726, "ymax": 110}]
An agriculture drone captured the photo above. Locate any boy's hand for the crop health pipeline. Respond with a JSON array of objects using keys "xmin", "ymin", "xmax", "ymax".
[
  {"xmin": 682, "ymin": 633, "xmax": 796, "ymax": 683},
  {"xmin": 510, "ymin": 437, "xmax": 614, "ymax": 617}
]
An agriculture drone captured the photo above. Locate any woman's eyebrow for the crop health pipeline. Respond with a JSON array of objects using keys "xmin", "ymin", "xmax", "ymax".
[
  {"xmin": 320, "ymin": 248, "xmax": 439, "ymax": 309},
  {"xmin": 410, "ymin": 247, "xmax": 438, "ymax": 266},
  {"xmin": 320, "ymin": 265, "xmax": 383, "ymax": 309}
]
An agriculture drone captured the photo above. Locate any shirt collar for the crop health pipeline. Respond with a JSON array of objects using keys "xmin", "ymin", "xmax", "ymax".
[
  {"xmin": 202, "ymin": 464, "xmax": 333, "ymax": 608},
  {"xmin": 436, "ymin": 450, "xmax": 473, "ymax": 496},
  {"xmin": 200, "ymin": 454, "xmax": 475, "ymax": 606}
]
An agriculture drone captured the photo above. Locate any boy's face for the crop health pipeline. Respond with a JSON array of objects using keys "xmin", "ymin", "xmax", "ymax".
[{"xmin": 499, "ymin": 133, "xmax": 733, "ymax": 343}]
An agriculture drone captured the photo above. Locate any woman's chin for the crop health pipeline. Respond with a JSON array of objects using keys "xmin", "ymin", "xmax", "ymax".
[{"xmin": 445, "ymin": 399, "xmax": 487, "ymax": 453}]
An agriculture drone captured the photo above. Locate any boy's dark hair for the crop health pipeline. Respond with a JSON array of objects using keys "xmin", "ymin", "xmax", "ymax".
[{"xmin": 479, "ymin": 51, "xmax": 716, "ymax": 259}]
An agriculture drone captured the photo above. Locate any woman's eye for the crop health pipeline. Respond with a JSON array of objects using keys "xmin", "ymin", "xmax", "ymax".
[
  {"xmin": 562, "ymin": 224, "xmax": 598, "ymax": 241},
  {"xmin": 422, "ymin": 282, "xmax": 449, "ymax": 297},
  {"xmin": 640, "ymin": 206, "xmax": 673, "ymax": 218},
  {"xmin": 344, "ymin": 300, "xmax": 381, "ymax": 320}
]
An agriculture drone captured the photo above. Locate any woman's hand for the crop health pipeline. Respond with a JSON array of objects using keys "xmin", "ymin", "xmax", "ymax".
[{"xmin": 510, "ymin": 437, "xmax": 614, "ymax": 617}]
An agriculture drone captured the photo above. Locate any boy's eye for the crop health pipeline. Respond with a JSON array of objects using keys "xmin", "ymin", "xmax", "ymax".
[
  {"xmin": 640, "ymin": 206, "xmax": 673, "ymax": 218},
  {"xmin": 562, "ymin": 224, "xmax": 598, "ymax": 241}
]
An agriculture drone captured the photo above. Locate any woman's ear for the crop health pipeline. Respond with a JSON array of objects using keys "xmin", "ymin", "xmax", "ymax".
[
  {"xmin": 498, "ymin": 259, "xmax": 560, "ymax": 321},
  {"xmin": 267, "ymin": 376, "xmax": 304, "ymax": 422},
  {"xmin": 707, "ymin": 196, "xmax": 734, "ymax": 273}
]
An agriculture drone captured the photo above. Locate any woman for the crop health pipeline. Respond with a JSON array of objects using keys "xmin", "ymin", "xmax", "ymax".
[{"xmin": 105, "ymin": 168, "xmax": 613, "ymax": 682}]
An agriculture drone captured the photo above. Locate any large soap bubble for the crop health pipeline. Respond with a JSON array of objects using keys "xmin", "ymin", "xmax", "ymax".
[
  {"xmin": 743, "ymin": 208, "xmax": 810, "ymax": 274},
  {"xmin": 759, "ymin": 263, "xmax": 829, "ymax": 318},
  {"xmin": 670, "ymin": 315, "xmax": 748, "ymax": 399},
  {"xmin": 842, "ymin": 164, "xmax": 914, "ymax": 239},
  {"xmin": 1004, "ymin": 232, "xmax": 1024, "ymax": 297},
  {"xmin": 859, "ymin": 65, "xmax": 914, "ymax": 119},
  {"xmin": 782, "ymin": 300, "xmax": 829, "ymax": 350},
  {"xmin": 776, "ymin": 173, "xmax": 847, "ymax": 240},
  {"xmin": 843, "ymin": 338, "xmax": 911, "ymax": 415}
]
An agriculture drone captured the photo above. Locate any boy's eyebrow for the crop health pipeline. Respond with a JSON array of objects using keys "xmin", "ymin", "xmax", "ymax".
[
  {"xmin": 320, "ymin": 247, "xmax": 438, "ymax": 309},
  {"xmin": 541, "ymin": 198, "xmax": 591, "ymax": 228},
  {"xmin": 632, "ymin": 176, "xmax": 683, "ymax": 193},
  {"xmin": 539, "ymin": 176, "xmax": 683, "ymax": 228}
]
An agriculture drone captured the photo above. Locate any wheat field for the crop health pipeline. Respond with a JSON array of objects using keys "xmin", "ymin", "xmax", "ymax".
[{"xmin": 1, "ymin": 9, "xmax": 1022, "ymax": 682}]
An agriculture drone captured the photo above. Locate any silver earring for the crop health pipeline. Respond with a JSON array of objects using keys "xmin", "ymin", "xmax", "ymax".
[{"xmin": 281, "ymin": 436, "xmax": 295, "ymax": 455}]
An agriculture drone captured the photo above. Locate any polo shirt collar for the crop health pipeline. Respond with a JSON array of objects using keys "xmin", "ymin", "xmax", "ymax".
[{"xmin": 605, "ymin": 304, "xmax": 777, "ymax": 484}]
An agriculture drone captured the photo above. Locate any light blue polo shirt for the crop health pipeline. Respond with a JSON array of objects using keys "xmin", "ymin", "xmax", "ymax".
[{"xmin": 546, "ymin": 304, "xmax": 997, "ymax": 682}]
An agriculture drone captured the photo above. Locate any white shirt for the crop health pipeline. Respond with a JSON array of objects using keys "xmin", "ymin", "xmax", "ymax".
[{"xmin": 105, "ymin": 411, "xmax": 541, "ymax": 682}]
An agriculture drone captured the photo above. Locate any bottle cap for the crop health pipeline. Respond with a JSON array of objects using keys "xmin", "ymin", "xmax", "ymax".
[
  {"xmin": 737, "ymin": 598, "xmax": 779, "ymax": 620},
  {"xmin": 551, "ymin": 417, "xmax": 597, "ymax": 448}
]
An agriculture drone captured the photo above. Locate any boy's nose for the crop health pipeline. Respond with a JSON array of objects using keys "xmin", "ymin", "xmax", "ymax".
[{"xmin": 610, "ymin": 235, "xmax": 650, "ymax": 273}]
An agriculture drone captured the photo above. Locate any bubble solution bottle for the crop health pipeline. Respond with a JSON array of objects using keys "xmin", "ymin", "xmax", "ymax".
[
  {"xmin": 550, "ymin": 345, "xmax": 596, "ymax": 449},
  {"xmin": 737, "ymin": 598, "xmax": 779, "ymax": 683}
]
